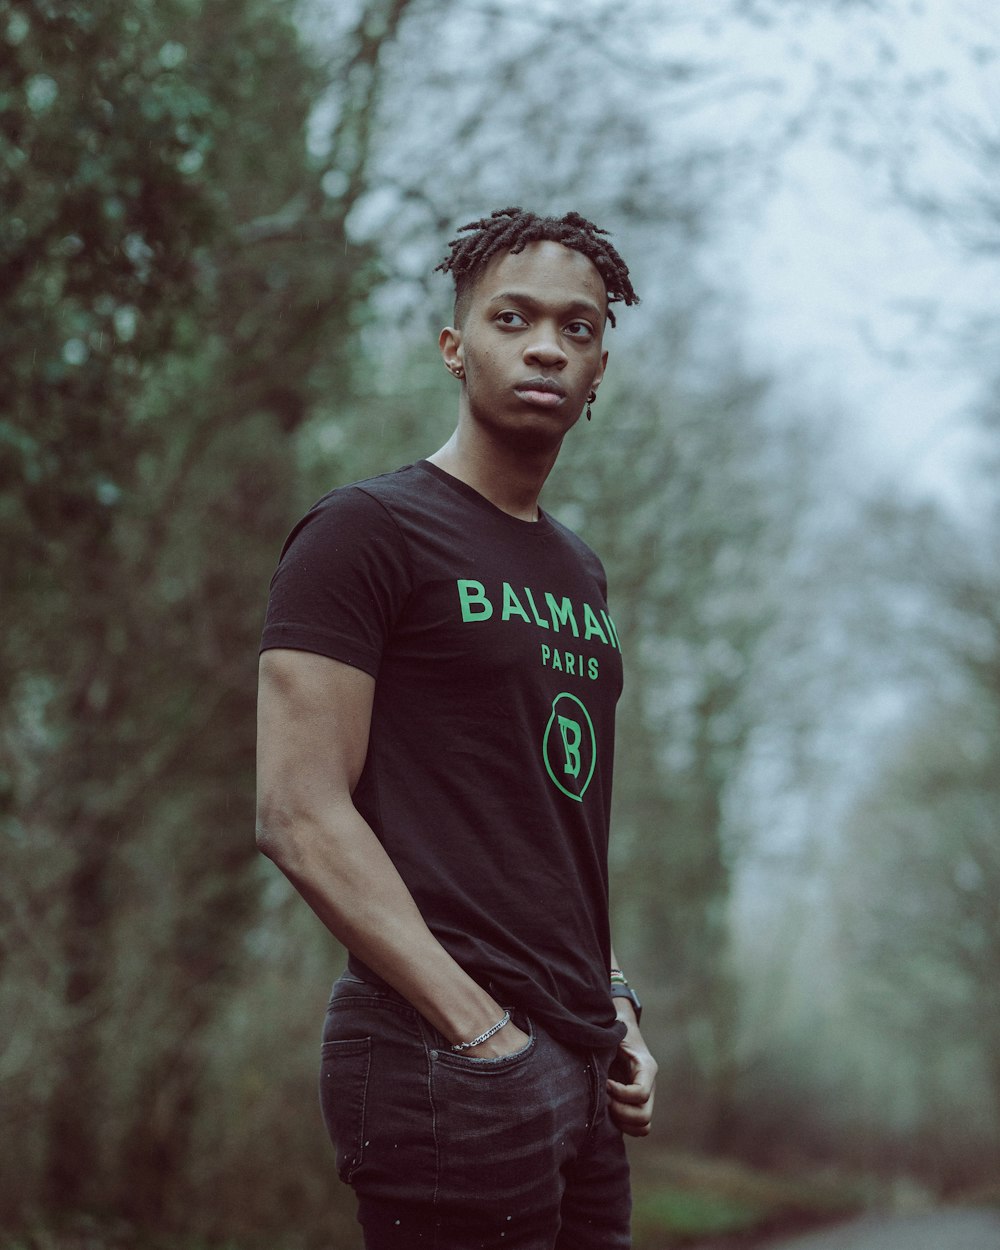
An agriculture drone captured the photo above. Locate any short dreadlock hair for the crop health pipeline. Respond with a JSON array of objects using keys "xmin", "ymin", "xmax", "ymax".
[{"xmin": 435, "ymin": 206, "xmax": 639, "ymax": 328}]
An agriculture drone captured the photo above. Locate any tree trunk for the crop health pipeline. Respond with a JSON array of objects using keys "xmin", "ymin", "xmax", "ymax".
[{"xmin": 45, "ymin": 836, "xmax": 112, "ymax": 1211}]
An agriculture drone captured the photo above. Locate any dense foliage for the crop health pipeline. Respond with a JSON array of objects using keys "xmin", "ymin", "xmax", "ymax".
[{"xmin": 0, "ymin": 0, "xmax": 360, "ymax": 1226}]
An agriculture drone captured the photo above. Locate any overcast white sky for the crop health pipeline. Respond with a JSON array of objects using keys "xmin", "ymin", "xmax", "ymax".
[{"xmin": 681, "ymin": 0, "xmax": 1000, "ymax": 508}]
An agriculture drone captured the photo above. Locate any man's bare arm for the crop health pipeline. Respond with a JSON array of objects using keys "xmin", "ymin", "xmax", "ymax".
[
  {"xmin": 255, "ymin": 648, "xmax": 528, "ymax": 1058},
  {"xmin": 607, "ymin": 943, "xmax": 657, "ymax": 1136}
]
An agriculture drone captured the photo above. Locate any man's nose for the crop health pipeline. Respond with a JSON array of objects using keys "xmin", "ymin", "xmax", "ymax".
[{"xmin": 524, "ymin": 326, "xmax": 567, "ymax": 368}]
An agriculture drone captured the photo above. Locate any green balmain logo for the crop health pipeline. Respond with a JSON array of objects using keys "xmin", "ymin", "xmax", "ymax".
[
  {"xmin": 455, "ymin": 579, "xmax": 620, "ymax": 649},
  {"xmin": 542, "ymin": 692, "xmax": 596, "ymax": 802}
]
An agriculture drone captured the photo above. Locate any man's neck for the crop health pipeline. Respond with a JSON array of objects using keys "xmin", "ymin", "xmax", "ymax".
[{"xmin": 427, "ymin": 427, "xmax": 560, "ymax": 523}]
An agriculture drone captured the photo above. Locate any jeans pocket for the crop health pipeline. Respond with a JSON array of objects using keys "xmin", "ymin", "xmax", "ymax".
[{"xmin": 319, "ymin": 1036, "xmax": 372, "ymax": 1183}]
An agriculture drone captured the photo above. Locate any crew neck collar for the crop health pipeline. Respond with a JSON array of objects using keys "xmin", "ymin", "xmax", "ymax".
[{"xmin": 416, "ymin": 460, "xmax": 554, "ymax": 533}]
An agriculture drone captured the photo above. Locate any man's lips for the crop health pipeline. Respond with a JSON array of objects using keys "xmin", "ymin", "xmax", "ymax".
[{"xmin": 513, "ymin": 377, "xmax": 567, "ymax": 408}]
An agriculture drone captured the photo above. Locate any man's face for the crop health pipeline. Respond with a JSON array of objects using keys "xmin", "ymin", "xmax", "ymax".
[{"xmin": 440, "ymin": 240, "xmax": 609, "ymax": 451}]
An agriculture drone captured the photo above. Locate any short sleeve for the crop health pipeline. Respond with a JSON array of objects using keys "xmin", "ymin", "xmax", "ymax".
[{"xmin": 260, "ymin": 486, "xmax": 412, "ymax": 677}]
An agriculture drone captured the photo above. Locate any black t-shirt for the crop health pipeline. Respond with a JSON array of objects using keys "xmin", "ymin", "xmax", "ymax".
[{"xmin": 261, "ymin": 460, "xmax": 625, "ymax": 1051}]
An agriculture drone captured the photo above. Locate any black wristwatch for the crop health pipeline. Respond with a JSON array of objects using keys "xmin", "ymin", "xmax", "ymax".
[{"xmin": 610, "ymin": 984, "xmax": 642, "ymax": 1023}]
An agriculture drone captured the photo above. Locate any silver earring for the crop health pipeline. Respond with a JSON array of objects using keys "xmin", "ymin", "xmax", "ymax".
[{"xmin": 450, "ymin": 365, "xmax": 464, "ymax": 380}]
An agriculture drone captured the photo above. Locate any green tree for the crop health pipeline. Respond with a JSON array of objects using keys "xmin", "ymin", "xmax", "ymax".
[
  {"xmin": 832, "ymin": 691, "xmax": 1000, "ymax": 1183},
  {"xmin": 0, "ymin": 0, "xmax": 411, "ymax": 1224}
]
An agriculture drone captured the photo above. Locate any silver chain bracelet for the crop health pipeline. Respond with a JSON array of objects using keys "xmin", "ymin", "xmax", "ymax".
[{"xmin": 450, "ymin": 1010, "xmax": 512, "ymax": 1053}]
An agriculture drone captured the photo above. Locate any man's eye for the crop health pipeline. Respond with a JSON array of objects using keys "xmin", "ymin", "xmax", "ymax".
[
  {"xmin": 496, "ymin": 311, "xmax": 527, "ymax": 327},
  {"xmin": 566, "ymin": 321, "xmax": 594, "ymax": 339}
]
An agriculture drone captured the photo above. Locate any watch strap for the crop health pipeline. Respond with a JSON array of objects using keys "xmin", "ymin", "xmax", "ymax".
[{"xmin": 610, "ymin": 984, "xmax": 642, "ymax": 1023}]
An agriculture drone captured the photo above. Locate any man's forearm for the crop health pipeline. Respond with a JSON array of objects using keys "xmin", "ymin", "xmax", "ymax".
[{"xmin": 258, "ymin": 799, "xmax": 506, "ymax": 1047}]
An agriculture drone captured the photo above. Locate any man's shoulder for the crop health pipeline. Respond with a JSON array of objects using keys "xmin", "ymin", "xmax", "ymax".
[
  {"xmin": 312, "ymin": 462, "xmax": 425, "ymax": 512},
  {"xmin": 276, "ymin": 465, "xmax": 426, "ymax": 563},
  {"xmin": 296, "ymin": 462, "xmax": 441, "ymax": 532}
]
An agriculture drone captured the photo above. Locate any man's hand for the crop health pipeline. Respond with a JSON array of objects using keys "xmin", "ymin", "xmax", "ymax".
[{"xmin": 607, "ymin": 1004, "xmax": 657, "ymax": 1136}]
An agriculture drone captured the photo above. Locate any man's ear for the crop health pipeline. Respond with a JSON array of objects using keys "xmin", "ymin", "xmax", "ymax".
[
  {"xmin": 591, "ymin": 347, "xmax": 609, "ymax": 392},
  {"xmin": 439, "ymin": 326, "xmax": 464, "ymax": 376}
]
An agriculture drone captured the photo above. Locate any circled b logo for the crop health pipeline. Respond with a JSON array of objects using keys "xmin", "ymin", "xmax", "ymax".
[{"xmin": 542, "ymin": 692, "xmax": 596, "ymax": 802}]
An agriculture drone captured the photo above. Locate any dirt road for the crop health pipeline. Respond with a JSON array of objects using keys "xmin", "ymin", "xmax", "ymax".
[{"xmin": 766, "ymin": 1208, "xmax": 1000, "ymax": 1250}]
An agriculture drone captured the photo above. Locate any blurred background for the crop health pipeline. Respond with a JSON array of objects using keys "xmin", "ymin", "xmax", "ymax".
[{"xmin": 2, "ymin": 0, "xmax": 999, "ymax": 1246}]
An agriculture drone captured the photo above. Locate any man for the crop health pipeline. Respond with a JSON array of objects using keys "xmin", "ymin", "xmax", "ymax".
[{"xmin": 256, "ymin": 206, "xmax": 656, "ymax": 1249}]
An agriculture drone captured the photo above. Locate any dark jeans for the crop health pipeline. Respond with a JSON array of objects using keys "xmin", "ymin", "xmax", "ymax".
[{"xmin": 319, "ymin": 972, "xmax": 632, "ymax": 1250}]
